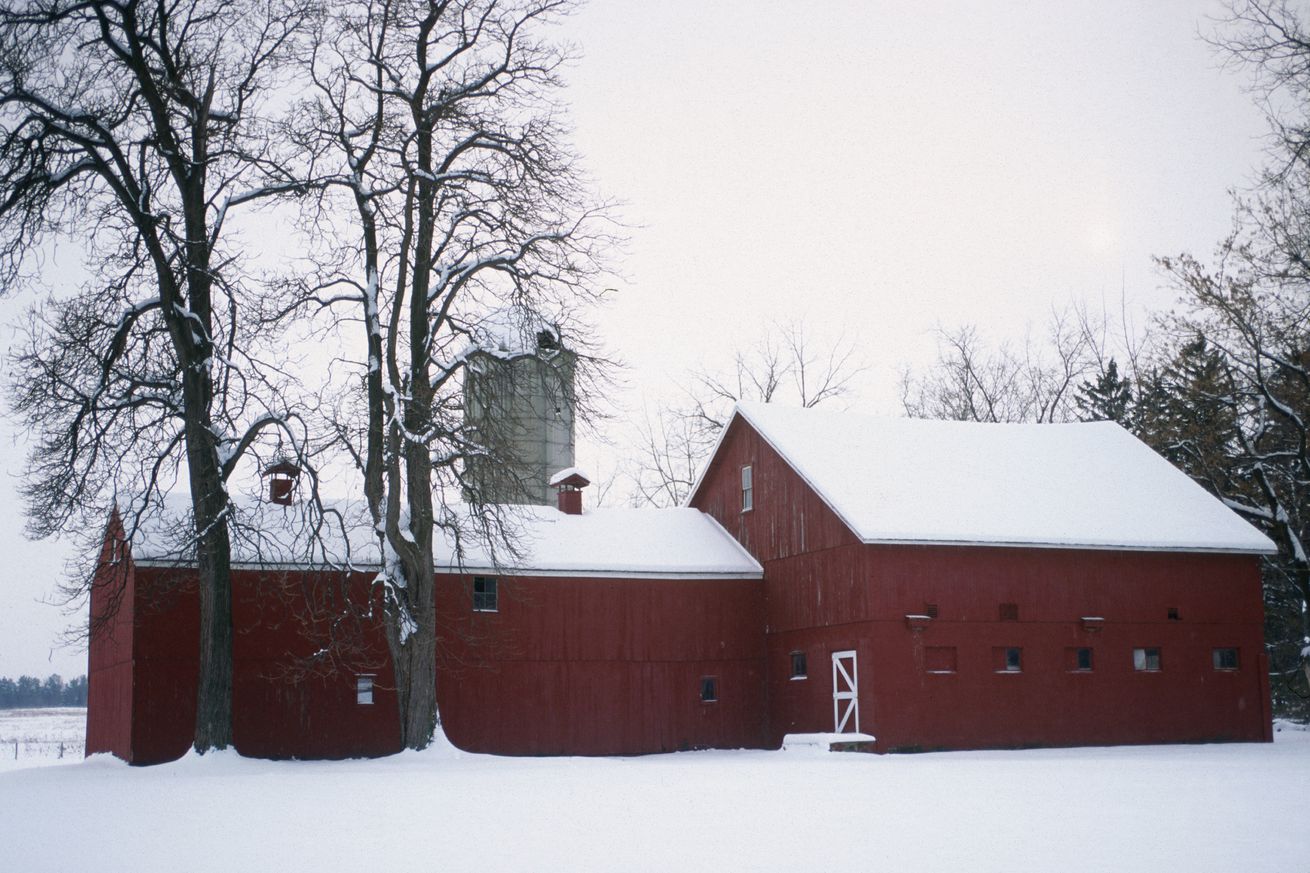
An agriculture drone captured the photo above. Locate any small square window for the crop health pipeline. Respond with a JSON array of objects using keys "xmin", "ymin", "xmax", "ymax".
[
  {"xmin": 1167, "ymin": 607, "xmax": 1181, "ymax": 621},
  {"xmin": 473, "ymin": 576, "xmax": 498, "ymax": 612},
  {"xmin": 925, "ymin": 646, "xmax": 957, "ymax": 674},
  {"xmin": 998, "ymin": 603, "xmax": 1019, "ymax": 622},
  {"xmin": 700, "ymin": 676, "xmax": 718, "ymax": 703},
  {"xmin": 1133, "ymin": 647, "xmax": 1161, "ymax": 671},
  {"xmin": 994, "ymin": 646, "xmax": 1022, "ymax": 673},
  {"xmin": 1067, "ymin": 647, "xmax": 1093, "ymax": 672},
  {"xmin": 1213, "ymin": 648, "xmax": 1239, "ymax": 671},
  {"xmin": 356, "ymin": 675, "xmax": 374, "ymax": 705},
  {"xmin": 741, "ymin": 465, "xmax": 753, "ymax": 513},
  {"xmin": 790, "ymin": 651, "xmax": 807, "ymax": 679}
]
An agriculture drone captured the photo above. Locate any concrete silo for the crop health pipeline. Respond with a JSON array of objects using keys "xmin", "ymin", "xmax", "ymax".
[{"xmin": 462, "ymin": 309, "xmax": 575, "ymax": 506}]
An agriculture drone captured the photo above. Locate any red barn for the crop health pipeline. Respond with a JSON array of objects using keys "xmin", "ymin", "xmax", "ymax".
[{"xmin": 86, "ymin": 402, "xmax": 1275, "ymax": 762}]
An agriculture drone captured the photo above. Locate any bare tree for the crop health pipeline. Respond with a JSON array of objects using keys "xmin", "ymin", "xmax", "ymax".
[
  {"xmin": 0, "ymin": 0, "xmax": 314, "ymax": 752},
  {"xmin": 290, "ymin": 0, "xmax": 611, "ymax": 749},
  {"xmin": 1135, "ymin": 0, "xmax": 1310, "ymax": 715},
  {"xmin": 632, "ymin": 322, "xmax": 866, "ymax": 507},
  {"xmin": 900, "ymin": 308, "xmax": 1108, "ymax": 424}
]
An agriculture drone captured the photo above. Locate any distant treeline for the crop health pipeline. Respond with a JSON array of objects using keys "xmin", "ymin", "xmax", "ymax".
[{"xmin": 0, "ymin": 674, "xmax": 88, "ymax": 709}]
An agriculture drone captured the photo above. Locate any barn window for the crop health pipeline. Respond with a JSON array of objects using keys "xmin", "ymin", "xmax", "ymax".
[
  {"xmin": 925, "ymin": 647, "xmax": 957, "ymax": 674},
  {"xmin": 1066, "ymin": 647, "xmax": 1093, "ymax": 672},
  {"xmin": 700, "ymin": 676, "xmax": 718, "ymax": 703},
  {"xmin": 741, "ymin": 465, "xmax": 753, "ymax": 513},
  {"xmin": 998, "ymin": 603, "xmax": 1019, "ymax": 622},
  {"xmin": 1133, "ymin": 647, "xmax": 1161, "ymax": 671},
  {"xmin": 994, "ymin": 647, "xmax": 1022, "ymax": 673},
  {"xmin": 356, "ymin": 675, "xmax": 375, "ymax": 706},
  {"xmin": 1213, "ymin": 648, "xmax": 1239, "ymax": 671},
  {"xmin": 1167, "ymin": 607, "xmax": 1181, "ymax": 621},
  {"xmin": 790, "ymin": 652, "xmax": 808, "ymax": 679},
  {"xmin": 472, "ymin": 576, "xmax": 498, "ymax": 612}
]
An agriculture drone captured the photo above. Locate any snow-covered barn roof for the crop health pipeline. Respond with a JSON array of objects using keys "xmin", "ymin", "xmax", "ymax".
[
  {"xmin": 691, "ymin": 401, "xmax": 1277, "ymax": 555},
  {"xmin": 127, "ymin": 496, "xmax": 762, "ymax": 580}
]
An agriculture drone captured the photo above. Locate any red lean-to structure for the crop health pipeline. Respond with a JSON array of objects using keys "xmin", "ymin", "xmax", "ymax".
[{"xmin": 87, "ymin": 402, "xmax": 1274, "ymax": 763}]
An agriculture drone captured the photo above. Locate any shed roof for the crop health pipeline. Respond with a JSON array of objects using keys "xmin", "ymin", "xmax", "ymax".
[
  {"xmin": 691, "ymin": 401, "xmax": 1276, "ymax": 555},
  {"xmin": 128, "ymin": 495, "xmax": 762, "ymax": 579}
]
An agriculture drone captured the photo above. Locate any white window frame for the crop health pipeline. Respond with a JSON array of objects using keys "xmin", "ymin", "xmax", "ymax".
[
  {"xmin": 741, "ymin": 464, "xmax": 753, "ymax": 513},
  {"xmin": 1133, "ymin": 647, "xmax": 1161, "ymax": 672},
  {"xmin": 356, "ymin": 674, "xmax": 375, "ymax": 706},
  {"xmin": 1212, "ymin": 648, "xmax": 1239, "ymax": 671}
]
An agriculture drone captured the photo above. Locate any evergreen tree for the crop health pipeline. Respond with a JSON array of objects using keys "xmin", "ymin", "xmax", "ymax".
[{"xmin": 1075, "ymin": 358, "xmax": 1134, "ymax": 424}]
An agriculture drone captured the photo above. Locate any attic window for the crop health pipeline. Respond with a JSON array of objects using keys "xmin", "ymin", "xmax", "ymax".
[
  {"xmin": 998, "ymin": 603, "xmax": 1019, "ymax": 622},
  {"xmin": 741, "ymin": 465, "xmax": 753, "ymax": 513},
  {"xmin": 1167, "ymin": 607, "xmax": 1181, "ymax": 621},
  {"xmin": 790, "ymin": 652, "xmax": 808, "ymax": 680}
]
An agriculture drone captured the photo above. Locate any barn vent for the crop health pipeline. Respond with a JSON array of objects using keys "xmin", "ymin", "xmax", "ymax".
[
  {"xmin": 261, "ymin": 459, "xmax": 301, "ymax": 506},
  {"xmin": 998, "ymin": 603, "xmax": 1019, "ymax": 622},
  {"xmin": 549, "ymin": 468, "xmax": 591, "ymax": 515}
]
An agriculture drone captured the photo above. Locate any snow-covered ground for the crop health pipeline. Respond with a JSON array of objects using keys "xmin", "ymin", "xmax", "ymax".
[
  {"xmin": 0, "ymin": 707, "xmax": 85, "ymax": 771},
  {"xmin": 1, "ymin": 722, "xmax": 1307, "ymax": 873}
]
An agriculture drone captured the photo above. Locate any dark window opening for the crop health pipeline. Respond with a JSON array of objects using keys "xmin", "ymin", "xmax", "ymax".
[
  {"xmin": 700, "ymin": 676, "xmax": 718, "ymax": 703},
  {"xmin": 1213, "ymin": 648, "xmax": 1239, "ymax": 671},
  {"xmin": 924, "ymin": 603, "xmax": 939, "ymax": 619},
  {"xmin": 473, "ymin": 576, "xmax": 498, "ymax": 612},
  {"xmin": 1075, "ymin": 647, "xmax": 1093, "ymax": 671},
  {"xmin": 790, "ymin": 652, "xmax": 807, "ymax": 679},
  {"xmin": 994, "ymin": 646, "xmax": 1022, "ymax": 672},
  {"xmin": 1167, "ymin": 607, "xmax": 1181, "ymax": 621},
  {"xmin": 1133, "ymin": 647, "xmax": 1161, "ymax": 671},
  {"xmin": 999, "ymin": 603, "xmax": 1019, "ymax": 622}
]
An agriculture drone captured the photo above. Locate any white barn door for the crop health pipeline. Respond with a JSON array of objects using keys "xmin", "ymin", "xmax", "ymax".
[{"xmin": 831, "ymin": 650, "xmax": 859, "ymax": 733}]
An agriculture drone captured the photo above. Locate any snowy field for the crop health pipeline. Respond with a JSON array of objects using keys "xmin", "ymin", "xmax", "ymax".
[
  {"xmin": 1, "ymin": 723, "xmax": 1308, "ymax": 873},
  {"xmin": 0, "ymin": 707, "xmax": 85, "ymax": 770}
]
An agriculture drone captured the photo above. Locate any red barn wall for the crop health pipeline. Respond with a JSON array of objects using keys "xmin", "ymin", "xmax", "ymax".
[
  {"xmin": 93, "ymin": 555, "xmax": 765, "ymax": 761},
  {"xmin": 85, "ymin": 513, "xmax": 135, "ymax": 761},
  {"xmin": 691, "ymin": 413, "xmax": 1273, "ymax": 752},
  {"xmin": 435, "ymin": 573, "xmax": 768, "ymax": 755},
  {"xmin": 99, "ymin": 563, "xmax": 400, "ymax": 764}
]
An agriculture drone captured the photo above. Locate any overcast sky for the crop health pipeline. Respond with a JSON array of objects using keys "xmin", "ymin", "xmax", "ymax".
[{"xmin": 0, "ymin": 0, "xmax": 1272, "ymax": 677}]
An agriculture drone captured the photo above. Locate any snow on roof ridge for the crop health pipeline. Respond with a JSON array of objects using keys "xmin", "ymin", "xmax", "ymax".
[
  {"xmin": 127, "ymin": 496, "xmax": 763, "ymax": 578},
  {"xmin": 709, "ymin": 400, "xmax": 1276, "ymax": 555}
]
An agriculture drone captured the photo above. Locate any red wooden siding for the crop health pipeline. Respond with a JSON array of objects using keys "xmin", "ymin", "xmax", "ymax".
[
  {"xmin": 691, "ymin": 416, "xmax": 860, "ymax": 563},
  {"xmin": 692, "ymin": 412, "xmax": 1272, "ymax": 752},
  {"xmin": 97, "ymin": 557, "xmax": 766, "ymax": 762},
  {"xmin": 435, "ymin": 573, "xmax": 768, "ymax": 755},
  {"xmin": 85, "ymin": 511, "xmax": 135, "ymax": 761}
]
